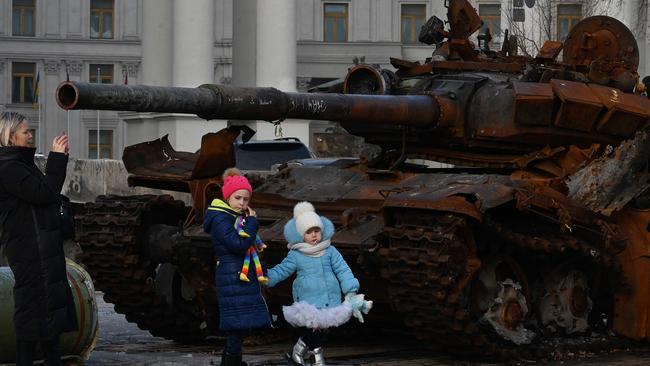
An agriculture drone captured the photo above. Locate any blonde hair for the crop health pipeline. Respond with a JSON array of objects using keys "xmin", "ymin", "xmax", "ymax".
[{"xmin": 0, "ymin": 112, "xmax": 27, "ymax": 147}]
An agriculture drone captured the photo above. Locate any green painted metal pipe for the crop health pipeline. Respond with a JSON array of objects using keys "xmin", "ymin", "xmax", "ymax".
[{"xmin": 0, "ymin": 259, "xmax": 99, "ymax": 362}]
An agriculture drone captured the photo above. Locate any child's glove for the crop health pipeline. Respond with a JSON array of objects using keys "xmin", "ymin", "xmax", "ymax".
[{"xmin": 345, "ymin": 292, "xmax": 373, "ymax": 323}]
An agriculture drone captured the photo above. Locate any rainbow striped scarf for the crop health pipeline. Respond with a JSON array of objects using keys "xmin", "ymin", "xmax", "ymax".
[{"xmin": 235, "ymin": 215, "xmax": 269, "ymax": 285}]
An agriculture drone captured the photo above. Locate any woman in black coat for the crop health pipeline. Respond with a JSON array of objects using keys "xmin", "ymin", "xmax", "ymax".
[{"xmin": 0, "ymin": 112, "xmax": 77, "ymax": 366}]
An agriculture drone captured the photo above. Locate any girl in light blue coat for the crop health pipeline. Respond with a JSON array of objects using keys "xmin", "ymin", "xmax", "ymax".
[{"xmin": 267, "ymin": 201, "xmax": 372, "ymax": 366}]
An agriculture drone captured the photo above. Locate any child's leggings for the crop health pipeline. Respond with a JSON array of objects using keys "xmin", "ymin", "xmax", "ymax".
[
  {"xmin": 224, "ymin": 332, "xmax": 244, "ymax": 355},
  {"xmin": 302, "ymin": 328, "xmax": 327, "ymax": 349}
]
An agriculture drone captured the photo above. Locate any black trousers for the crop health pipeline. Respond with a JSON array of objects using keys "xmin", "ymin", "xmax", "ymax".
[
  {"xmin": 16, "ymin": 337, "xmax": 62, "ymax": 366},
  {"xmin": 302, "ymin": 329, "xmax": 327, "ymax": 350}
]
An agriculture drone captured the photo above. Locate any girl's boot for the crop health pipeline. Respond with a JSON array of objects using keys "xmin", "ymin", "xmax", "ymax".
[
  {"xmin": 288, "ymin": 338, "xmax": 309, "ymax": 365},
  {"xmin": 311, "ymin": 347, "xmax": 326, "ymax": 366},
  {"xmin": 220, "ymin": 352, "xmax": 248, "ymax": 366}
]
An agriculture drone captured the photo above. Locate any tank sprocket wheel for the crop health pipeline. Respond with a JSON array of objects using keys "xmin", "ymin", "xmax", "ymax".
[{"xmin": 76, "ymin": 195, "xmax": 210, "ymax": 342}]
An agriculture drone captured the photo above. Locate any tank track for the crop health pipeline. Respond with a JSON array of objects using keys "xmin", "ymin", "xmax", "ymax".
[
  {"xmin": 76, "ymin": 195, "xmax": 208, "ymax": 342},
  {"xmin": 379, "ymin": 210, "xmax": 630, "ymax": 360}
]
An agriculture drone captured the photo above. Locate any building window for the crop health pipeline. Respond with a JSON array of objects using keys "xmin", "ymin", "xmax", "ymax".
[
  {"xmin": 401, "ymin": 4, "xmax": 426, "ymax": 44},
  {"xmin": 557, "ymin": 4, "xmax": 582, "ymax": 41},
  {"xmin": 324, "ymin": 3, "xmax": 348, "ymax": 42},
  {"xmin": 89, "ymin": 64, "xmax": 114, "ymax": 84},
  {"xmin": 11, "ymin": 62, "xmax": 35, "ymax": 103},
  {"xmin": 88, "ymin": 130, "xmax": 113, "ymax": 159},
  {"xmin": 12, "ymin": 0, "xmax": 35, "ymax": 36},
  {"xmin": 90, "ymin": 0, "xmax": 114, "ymax": 39},
  {"xmin": 479, "ymin": 4, "xmax": 501, "ymax": 38}
]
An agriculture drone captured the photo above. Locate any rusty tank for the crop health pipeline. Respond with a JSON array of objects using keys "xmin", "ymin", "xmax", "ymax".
[{"xmin": 56, "ymin": 0, "xmax": 650, "ymax": 359}]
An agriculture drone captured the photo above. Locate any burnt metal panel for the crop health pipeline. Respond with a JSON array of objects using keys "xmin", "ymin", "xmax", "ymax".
[
  {"xmin": 550, "ymin": 79, "xmax": 603, "ymax": 132},
  {"xmin": 384, "ymin": 174, "xmax": 515, "ymax": 214},
  {"xmin": 588, "ymin": 84, "xmax": 650, "ymax": 138},
  {"xmin": 513, "ymin": 82, "xmax": 554, "ymax": 126}
]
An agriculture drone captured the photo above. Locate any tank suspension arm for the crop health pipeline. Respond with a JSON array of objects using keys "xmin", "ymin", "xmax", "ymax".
[{"xmin": 56, "ymin": 81, "xmax": 441, "ymax": 127}]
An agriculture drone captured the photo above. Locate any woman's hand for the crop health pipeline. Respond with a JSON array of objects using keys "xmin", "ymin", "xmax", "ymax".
[
  {"xmin": 52, "ymin": 133, "xmax": 69, "ymax": 154},
  {"xmin": 247, "ymin": 207, "xmax": 257, "ymax": 217}
]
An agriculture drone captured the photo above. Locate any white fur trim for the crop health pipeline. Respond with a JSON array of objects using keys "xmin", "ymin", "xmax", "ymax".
[
  {"xmin": 282, "ymin": 301, "xmax": 352, "ymax": 330},
  {"xmin": 293, "ymin": 201, "xmax": 315, "ymax": 218},
  {"xmin": 295, "ymin": 211, "xmax": 324, "ymax": 237}
]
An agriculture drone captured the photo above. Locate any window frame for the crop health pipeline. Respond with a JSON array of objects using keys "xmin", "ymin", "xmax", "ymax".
[
  {"xmin": 478, "ymin": 3, "xmax": 501, "ymax": 40},
  {"xmin": 323, "ymin": 2, "xmax": 349, "ymax": 42},
  {"xmin": 556, "ymin": 4, "xmax": 582, "ymax": 42},
  {"xmin": 90, "ymin": 0, "xmax": 115, "ymax": 40},
  {"xmin": 89, "ymin": 64, "xmax": 114, "ymax": 84},
  {"xmin": 12, "ymin": 0, "xmax": 36, "ymax": 36},
  {"xmin": 88, "ymin": 129, "xmax": 114, "ymax": 159},
  {"xmin": 11, "ymin": 62, "xmax": 36, "ymax": 104},
  {"xmin": 400, "ymin": 3, "xmax": 427, "ymax": 44}
]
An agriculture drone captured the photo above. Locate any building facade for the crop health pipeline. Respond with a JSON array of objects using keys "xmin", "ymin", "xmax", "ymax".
[{"xmin": 0, "ymin": 0, "xmax": 648, "ymax": 159}]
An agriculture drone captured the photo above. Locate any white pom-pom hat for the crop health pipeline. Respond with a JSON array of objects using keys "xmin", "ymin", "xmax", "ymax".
[{"xmin": 293, "ymin": 201, "xmax": 324, "ymax": 237}]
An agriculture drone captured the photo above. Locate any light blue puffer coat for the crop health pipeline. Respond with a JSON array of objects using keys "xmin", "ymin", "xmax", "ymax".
[{"xmin": 267, "ymin": 216, "xmax": 360, "ymax": 309}]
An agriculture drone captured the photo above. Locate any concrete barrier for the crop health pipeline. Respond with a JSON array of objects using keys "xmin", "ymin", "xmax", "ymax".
[{"xmin": 34, "ymin": 156, "xmax": 192, "ymax": 205}]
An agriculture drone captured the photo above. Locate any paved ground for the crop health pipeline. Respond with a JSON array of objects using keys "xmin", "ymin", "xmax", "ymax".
[{"xmin": 4, "ymin": 292, "xmax": 648, "ymax": 366}]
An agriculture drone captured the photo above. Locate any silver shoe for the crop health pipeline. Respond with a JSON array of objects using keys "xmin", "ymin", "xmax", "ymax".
[
  {"xmin": 311, "ymin": 347, "xmax": 326, "ymax": 366},
  {"xmin": 290, "ymin": 338, "xmax": 309, "ymax": 365}
]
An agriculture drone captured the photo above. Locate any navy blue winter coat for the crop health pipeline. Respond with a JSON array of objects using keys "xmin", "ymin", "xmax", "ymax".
[{"xmin": 203, "ymin": 199, "xmax": 271, "ymax": 333}]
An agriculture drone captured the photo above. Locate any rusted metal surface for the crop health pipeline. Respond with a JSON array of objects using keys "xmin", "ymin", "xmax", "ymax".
[
  {"xmin": 611, "ymin": 209, "xmax": 650, "ymax": 341},
  {"xmin": 550, "ymin": 79, "xmax": 603, "ymax": 132},
  {"xmin": 393, "ymin": 60, "xmax": 523, "ymax": 76},
  {"xmin": 536, "ymin": 41, "xmax": 563, "ymax": 60},
  {"xmin": 567, "ymin": 131, "xmax": 650, "ymax": 216},
  {"xmin": 513, "ymin": 82, "xmax": 554, "ymax": 126},
  {"xmin": 562, "ymin": 16, "xmax": 639, "ymax": 70},
  {"xmin": 588, "ymin": 85, "xmax": 650, "ymax": 138},
  {"xmin": 538, "ymin": 270, "xmax": 592, "ymax": 335},
  {"xmin": 58, "ymin": 81, "xmax": 443, "ymax": 128}
]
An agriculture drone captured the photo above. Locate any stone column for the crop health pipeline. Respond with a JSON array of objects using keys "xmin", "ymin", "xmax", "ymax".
[
  {"xmin": 232, "ymin": 0, "xmax": 257, "ymax": 87},
  {"xmin": 122, "ymin": 0, "xmax": 172, "ymax": 150},
  {"xmin": 43, "ymin": 60, "xmax": 63, "ymax": 155},
  {"xmin": 62, "ymin": 60, "xmax": 83, "ymax": 157},
  {"xmin": 153, "ymin": 0, "xmax": 224, "ymax": 153},
  {"xmin": 255, "ymin": 0, "xmax": 308, "ymax": 143},
  {"xmin": 0, "ymin": 60, "xmax": 5, "ymax": 110},
  {"xmin": 172, "ymin": 0, "xmax": 214, "ymax": 87},
  {"xmin": 642, "ymin": 1, "xmax": 650, "ymax": 78},
  {"xmin": 142, "ymin": 0, "xmax": 172, "ymax": 86}
]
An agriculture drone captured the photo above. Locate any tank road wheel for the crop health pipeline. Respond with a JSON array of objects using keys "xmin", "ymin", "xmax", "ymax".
[
  {"xmin": 77, "ymin": 195, "xmax": 212, "ymax": 342},
  {"xmin": 537, "ymin": 269, "xmax": 593, "ymax": 335},
  {"xmin": 470, "ymin": 258, "xmax": 535, "ymax": 345}
]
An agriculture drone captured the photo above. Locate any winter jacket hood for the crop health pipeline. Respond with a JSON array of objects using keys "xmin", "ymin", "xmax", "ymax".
[{"xmin": 284, "ymin": 215, "xmax": 335, "ymax": 245}]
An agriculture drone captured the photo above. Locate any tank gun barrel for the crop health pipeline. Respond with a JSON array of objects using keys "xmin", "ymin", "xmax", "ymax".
[{"xmin": 56, "ymin": 81, "xmax": 441, "ymax": 127}]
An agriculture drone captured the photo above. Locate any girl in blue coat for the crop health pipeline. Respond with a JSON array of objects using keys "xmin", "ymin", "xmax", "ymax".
[
  {"xmin": 267, "ymin": 201, "xmax": 372, "ymax": 366},
  {"xmin": 203, "ymin": 168, "xmax": 271, "ymax": 366}
]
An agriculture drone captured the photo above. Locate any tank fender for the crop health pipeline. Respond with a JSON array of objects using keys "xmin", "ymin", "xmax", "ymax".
[{"xmin": 382, "ymin": 180, "xmax": 516, "ymax": 221}]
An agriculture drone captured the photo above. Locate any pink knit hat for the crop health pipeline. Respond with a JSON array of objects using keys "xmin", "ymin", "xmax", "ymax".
[{"xmin": 221, "ymin": 168, "xmax": 252, "ymax": 199}]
